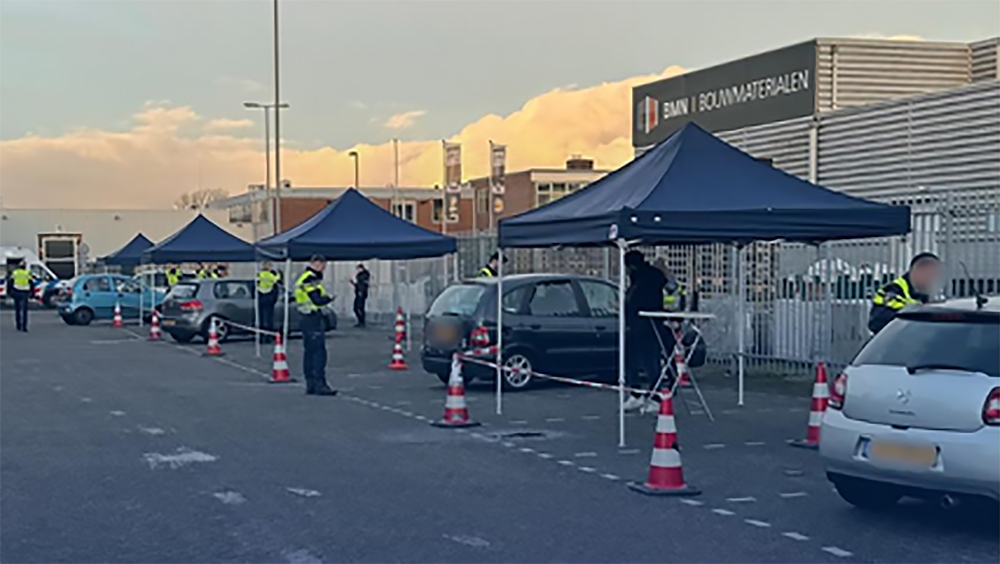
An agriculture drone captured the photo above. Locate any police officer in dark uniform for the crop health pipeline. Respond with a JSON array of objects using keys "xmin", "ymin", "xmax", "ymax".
[
  {"xmin": 478, "ymin": 252, "xmax": 506, "ymax": 277},
  {"xmin": 256, "ymin": 261, "xmax": 281, "ymax": 338},
  {"xmin": 295, "ymin": 255, "xmax": 336, "ymax": 396},
  {"xmin": 350, "ymin": 263, "xmax": 370, "ymax": 327},
  {"xmin": 7, "ymin": 259, "xmax": 35, "ymax": 332},
  {"xmin": 623, "ymin": 251, "xmax": 666, "ymax": 411},
  {"xmin": 868, "ymin": 252, "xmax": 941, "ymax": 334}
]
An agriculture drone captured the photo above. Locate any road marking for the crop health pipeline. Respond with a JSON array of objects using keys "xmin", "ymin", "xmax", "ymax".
[
  {"xmin": 519, "ymin": 447, "xmax": 535, "ymax": 453},
  {"xmin": 510, "ymin": 420, "xmax": 528, "ymax": 425},
  {"xmin": 143, "ymin": 448, "xmax": 217, "ymax": 470},
  {"xmin": 821, "ymin": 547, "xmax": 853, "ymax": 558},
  {"xmin": 138, "ymin": 426, "xmax": 165, "ymax": 436},
  {"xmin": 744, "ymin": 441, "xmax": 766, "ymax": 447},
  {"xmin": 726, "ymin": 497, "xmax": 756, "ymax": 503},
  {"xmin": 557, "ymin": 460, "xmax": 575, "ymax": 466},
  {"xmin": 395, "ymin": 400, "xmax": 412, "ymax": 406},
  {"xmin": 600, "ymin": 473, "xmax": 620, "ymax": 481},
  {"xmin": 470, "ymin": 433, "xmax": 486, "ymax": 439},
  {"xmin": 81, "ymin": 397, "xmax": 93, "ymax": 403},
  {"xmin": 779, "ymin": 491, "xmax": 808, "ymax": 499},
  {"xmin": 545, "ymin": 417, "xmax": 565, "ymax": 423},
  {"xmin": 109, "ymin": 411, "xmax": 126, "ymax": 417},
  {"xmin": 744, "ymin": 519, "xmax": 771, "ymax": 528},
  {"xmin": 52, "ymin": 386, "xmax": 64, "ymax": 392},
  {"xmin": 703, "ymin": 443, "xmax": 726, "ymax": 450},
  {"xmin": 690, "ymin": 410, "xmax": 705, "ymax": 415},
  {"xmin": 368, "ymin": 385, "xmax": 384, "ymax": 390},
  {"xmin": 283, "ymin": 548, "xmax": 322, "ymax": 564},
  {"xmin": 414, "ymin": 415, "xmax": 430, "ymax": 422},
  {"xmin": 679, "ymin": 499, "xmax": 704, "ymax": 506},
  {"xmin": 756, "ymin": 408, "xmax": 773, "ymax": 413},
  {"xmin": 557, "ymin": 393, "xmax": 572, "ymax": 399},
  {"xmin": 578, "ymin": 466, "xmax": 596, "ymax": 473},
  {"xmin": 443, "ymin": 534, "xmax": 490, "ymax": 549},
  {"xmin": 574, "ymin": 452, "xmax": 597, "ymax": 458},
  {"xmin": 455, "ymin": 428, "xmax": 468, "ymax": 434},
  {"xmin": 712, "ymin": 509, "xmax": 735, "ymax": 516},
  {"xmin": 721, "ymin": 409, "xmax": 740, "ymax": 415},
  {"xmin": 399, "ymin": 411, "xmax": 413, "ymax": 417},
  {"xmin": 782, "ymin": 532, "xmax": 809, "ymax": 541},
  {"xmin": 537, "ymin": 453, "xmax": 554, "ymax": 459},
  {"xmin": 213, "ymin": 491, "xmax": 247, "ymax": 505},
  {"xmin": 286, "ymin": 487, "xmax": 321, "ymax": 498},
  {"xmin": 501, "ymin": 442, "xmax": 516, "ymax": 448},
  {"xmin": 581, "ymin": 415, "xmax": 601, "ymax": 420},
  {"xmin": 618, "ymin": 448, "xmax": 640, "ymax": 455}
]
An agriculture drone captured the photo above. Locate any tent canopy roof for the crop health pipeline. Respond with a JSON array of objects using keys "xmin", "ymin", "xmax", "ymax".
[
  {"xmin": 101, "ymin": 233, "xmax": 153, "ymax": 267},
  {"xmin": 498, "ymin": 123, "xmax": 910, "ymax": 248},
  {"xmin": 257, "ymin": 188, "xmax": 456, "ymax": 260},
  {"xmin": 141, "ymin": 215, "xmax": 259, "ymax": 264}
]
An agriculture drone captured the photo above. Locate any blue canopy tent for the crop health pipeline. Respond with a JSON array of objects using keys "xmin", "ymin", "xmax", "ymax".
[
  {"xmin": 141, "ymin": 214, "xmax": 260, "ymax": 264},
  {"xmin": 256, "ymin": 188, "xmax": 457, "ymax": 260},
  {"xmin": 101, "ymin": 233, "xmax": 154, "ymax": 269},
  {"xmin": 494, "ymin": 123, "xmax": 912, "ymax": 446}
]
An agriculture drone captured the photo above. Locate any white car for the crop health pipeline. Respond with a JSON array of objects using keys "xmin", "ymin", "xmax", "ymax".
[{"xmin": 820, "ymin": 297, "xmax": 999, "ymax": 509}]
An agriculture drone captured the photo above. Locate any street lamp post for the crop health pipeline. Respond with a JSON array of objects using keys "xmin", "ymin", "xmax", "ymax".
[
  {"xmin": 273, "ymin": 0, "xmax": 283, "ymax": 234},
  {"xmin": 348, "ymin": 151, "xmax": 359, "ymax": 188},
  {"xmin": 244, "ymin": 102, "xmax": 289, "ymax": 236}
]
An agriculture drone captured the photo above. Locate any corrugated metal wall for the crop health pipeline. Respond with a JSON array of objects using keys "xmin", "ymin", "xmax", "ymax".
[
  {"xmin": 971, "ymin": 38, "xmax": 1000, "ymax": 82},
  {"xmin": 815, "ymin": 38, "xmax": 971, "ymax": 112},
  {"xmin": 716, "ymin": 117, "xmax": 813, "ymax": 179}
]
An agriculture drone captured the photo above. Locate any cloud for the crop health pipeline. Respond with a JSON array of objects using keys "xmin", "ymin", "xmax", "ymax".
[
  {"xmin": 203, "ymin": 118, "xmax": 254, "ymax": 132},
  {"xmin": 384, "ymin": 110, "xmax": 427, "ymax": 130},
  {"xmin": 215, "ymin": 76, "xmax": 264, "ymax": 93},
  {"xmin": 350, "ymin": 101, "xmax": 368, "ymax": 110},
  {"xmin": 0, "ymin": 65, "xmax": 685, "ymax": 209}
]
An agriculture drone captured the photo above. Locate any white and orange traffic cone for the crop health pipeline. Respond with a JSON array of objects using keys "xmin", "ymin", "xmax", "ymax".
[
  {"xmin": 628, "ymin": 390, "xmax": 700, "ymax": 496},
  {"xmin": 113, "ymin": 302, "xmax": 123, "ymax": 328},
  {"xmin": 148, "ymin": 309, "xmax": 161, "ymax": 341},
  {"xmin": 673, "ymin": 342, "xmax": 691, "ymax": 388},
  {"xmin": 269, "ymin": 333, "xmax": 294, "ymax": 383},
  {"xmin": 388, "ymin": 339, "xmax": 408, "ymax": 370},
  {"xmin": 431, "ymin": 354, "xmax": 480, "ymax": 428},
  {"xmin": 203, "ymin": 318, "xmax": 225, "ymax": 357},
  {"xmin": 394, "ymin": 306, "xmax": 405, "ymax": 336},
  {"xmin": 788, "ymin": 361, "xmax": 829, "ymax": 449}
]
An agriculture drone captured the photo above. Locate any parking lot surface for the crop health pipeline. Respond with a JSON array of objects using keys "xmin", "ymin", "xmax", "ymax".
[{"xmin": 2, "ymin": 313, "xmax": 997, "ymax": 563}]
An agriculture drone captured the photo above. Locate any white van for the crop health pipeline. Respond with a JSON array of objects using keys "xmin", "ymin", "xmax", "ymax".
[{"xmin": 0, "ymin": 246, "xmax": 62, "ymax": 305}]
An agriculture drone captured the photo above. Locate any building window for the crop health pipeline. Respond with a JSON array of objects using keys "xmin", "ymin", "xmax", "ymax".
[
  {"xmin": 432, "ymin": 199, "xmax": 443, "ymax": 224},
  {"xmin": 229, "ymin": 204, "xmax": 252, "ymax": 224},
  {"xmin": 391, "ymin": 201, "xmax": 416, "ymax": 222},
  {"xmin": 535, "ymin": 181, "xmax": 581, "ymax": 207},
  {"xmin": 476, "ymin": 189, "xmax": 489, "ymax": 215}
]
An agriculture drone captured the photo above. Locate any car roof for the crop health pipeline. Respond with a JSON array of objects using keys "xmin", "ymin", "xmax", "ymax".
[
  {"xmin": 460, "ymin": 273, "xmax": 614, "ymax": 286},
  {"xmin": 924, "ymin": 296, "xmax": 1000, "ymax": 313}
]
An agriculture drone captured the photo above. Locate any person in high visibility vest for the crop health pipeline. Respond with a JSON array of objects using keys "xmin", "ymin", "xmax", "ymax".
[
  {"xmin": 6, "ymin": 259, "xmax": 35, "ymax": 332},
  {"xmin": 213, "ymin": 263, "xmax": 228, "ymax": 279},
  {"xmin": 350, "ymin": 263, "xmax": 370, "ymax": 328},
  {"xmin": 868, "ymin": 252, "xmax": 941, "ymax": 335},
  {"xmin": 256, "ymin": 262, "xmax": 281, "ymax": 337},
  {"xmin": 295, "ymin": 255, "xmax": 336, "ymax": 396},
  {"xmin": 653, "ymin": 257, "xmax": 686, "ymax": 312},
  {"xmin": 478, "ymin": 252, "xmax": 507, "ymax": 277},
  {"xmin": 165, "ymin": 265, "xmax": 182, "ymax": 288},
  {"xmin": 195, "ymin": 263, "xmax": 218, "ymax": 280}
]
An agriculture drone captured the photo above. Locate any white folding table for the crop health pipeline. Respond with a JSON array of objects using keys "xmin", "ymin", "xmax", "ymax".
[{"xmin": 639, "ymin": 311, "xmax": 717, "ymax": 421}]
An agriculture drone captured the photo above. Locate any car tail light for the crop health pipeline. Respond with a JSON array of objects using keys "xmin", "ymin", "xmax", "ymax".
[
  {"xmin": 828, "ymin": 372, "xmax": 848, "ymax": 410},
  {"xmin": 179, "ymin": 300, "xmax": 203, "ymax": 312},
  {"xmin": 982, "ymin": 387, "xmax": 1000, "ymax": 426}
]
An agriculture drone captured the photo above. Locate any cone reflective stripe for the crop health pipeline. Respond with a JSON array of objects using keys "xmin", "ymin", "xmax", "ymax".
[
  {"xmin": 673, "ymin": 343, "xmax": 691, "ymax": 387},
  {"xmin": 269, "ymin": 333, "xmax": 294, "ymax": 383},
  {"xmin": 148, "ymin": 310, "xmax": 161, "ymax": 341},
  {"xmin": 113, "ymin": 302, "xmax": 123, "ymax": 328},
  {"xmin": 628, "ymin": 390, "xmax": 700, "ymax": 496},
  {"xmin": 432, "ymin": 354, "xmax": 480, "ymax": 428},
  {"xmin": 203, "ymin": 318, "xmax": 225, "ymax": 356},
  {"xmin": 789, "ymin": 361, "xmax": 829, "ymax": 449},
  {"xmin": 394, "ymin": 307, "xmax": 406, "ymax": 342},
  {"xmin": 388, "ymin": 339, "xmax": 408, "ymax": 370}
]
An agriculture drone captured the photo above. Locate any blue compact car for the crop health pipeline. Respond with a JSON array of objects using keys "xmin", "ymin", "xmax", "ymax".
[{"xmin": 58, "ymin": 274, "xmax": 166, "ymax": 326}]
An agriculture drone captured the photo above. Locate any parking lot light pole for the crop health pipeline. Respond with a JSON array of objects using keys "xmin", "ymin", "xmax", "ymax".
[
  {"xmin": 244, "ymin": 102, "xmax": 289, "ymax": 236},
  {"xmin": 348, "ymin": 151, "xmax": 359, "ymax": 188}
]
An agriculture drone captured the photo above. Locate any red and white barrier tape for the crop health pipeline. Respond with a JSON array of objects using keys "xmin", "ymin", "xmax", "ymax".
[{"xmin": 218, "ymin": 319, "xmax": 280, "ymax": 337}]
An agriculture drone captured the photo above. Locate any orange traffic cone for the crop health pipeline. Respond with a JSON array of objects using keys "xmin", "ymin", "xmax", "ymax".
[
  {"xmin": 269, "ymin": 333, "xmax": 294, "ymax": 383},
  {"xmin": 432, "ymin": 354, "xmax": 480, "ymax": 428},
  {"xmin": 203, "ymin": 318, "xmax": 225, "ymax": 357},
  {"xmin": 394, "ymin": 307, "xmax": 405, "ymax": 336},
  {"xmin": 789, "ymin": 361, "xmax": 828, "ymax": 449},
  {"xmin": 148, "ymin": 310, "xmax": 161, "ymax": 341},
  {"xmin": 388, "ymin": 339, "xmax": 408, "ymax": 370},
  {"xmin": 628, "ymin": 390, "xmax": 700, "ymax": 496},
  {"xmin": 673, "ymin": 342, "xmax": 691, "ymax": 388},
  {"xmin": 113, "ymin": 302, "xmax": 123, "ymax": 328}
]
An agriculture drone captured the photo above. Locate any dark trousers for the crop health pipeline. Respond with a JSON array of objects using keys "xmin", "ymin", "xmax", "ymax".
[
  {"xmin": 626, "ymin": 328, "xmax": 661, "ymax": 396},
  {"xmin": 301, "ymin": 314, "xmax": 328, "ymax": 391},
  {"xmin": 258, "ymin": 292, "xmax": 277, "ymax": 334},
  {"xmin": 12, "ymin": 292, "xmax": 29, "ymax": 331},
  {"xmin": 353, "ymin": 294, "xmax": 367, "ymax": 326}
]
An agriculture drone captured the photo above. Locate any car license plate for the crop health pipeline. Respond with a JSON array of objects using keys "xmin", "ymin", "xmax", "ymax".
[
  {"xmin": 161, "ymin": 319, "xmax": 176, "ymax": 327},
  {"xmin": 434, "ymin": 325, "xmax": 457, "ymax": 341},
  {"xmin": 868, "ymin": 440, "xmax": 936, "ymax": 467}
]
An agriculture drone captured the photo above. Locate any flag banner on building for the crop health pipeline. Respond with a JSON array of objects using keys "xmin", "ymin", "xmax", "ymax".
[
  {"xmin": 489, "ymin": 142, "xmax": 506, "ymax": 195},
  {"xmin": 444, "ymin": 192, "xmax": 460, "ymax": 223},
  {"xmin": 444, "ymin": 142, "xmax": 462, "ymax": 192}
]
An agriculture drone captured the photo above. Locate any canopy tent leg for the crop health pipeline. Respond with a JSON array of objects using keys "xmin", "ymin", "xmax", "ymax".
[
  {"xmin": 495, "ymin": 248, "xmax": 504, "ymax": 415},
  {"xmin": 254, "ymin": 260, "xmax": 261, "ymax": 358},
  {"xmin": 283, "ymin": 258, "xmax": 292, "ymax": 346},
  {"xmin": 138, "ymin": 270, "xmax": 144, "ymax": 327},
  {"xmin": 616, "ymin": 240, "xmax": 627, "ymax": 448},
  {"xmin": 405, "ymin": 262, "xmax": 411, "ymax": 352},
  {"xmin": 734, "ymin": 244, "xmax": 745, "ymax": 407}
]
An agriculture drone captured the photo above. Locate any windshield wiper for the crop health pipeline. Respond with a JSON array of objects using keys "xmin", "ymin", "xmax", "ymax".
[{"xmin": 906, "ymin": 363, "xmax": 971, "ymax": 374}]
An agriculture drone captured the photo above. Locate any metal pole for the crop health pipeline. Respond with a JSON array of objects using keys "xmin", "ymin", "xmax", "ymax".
[
  {"xmin": 617, "ymin": 241, "xmax": 627, "ymax": 447},
  {"xmin": 405, "ymin": 262, "xmax": 411, "ymax": 351},
  {"xmin": 265, "ymin": 108, "xmax": 273, "ymax": 236},
  {"xmin": 272, "ymin": 0, "xmax": 282, "ymax": 235},
  {"xmin": 495, "ymin": 248, "xmax": 504, "ymax": 415},
  {"xmin": 735, "ymin": 244, "xmax": 745, "ymax": 406},
  {"xmin": 283, "ymin": 258, "xmax": 291, "ymax": 346},
  {"xmin": 254, "ymin": 261, "xmax": 261, "ymax": 357},
  {"xmin": 488, "ymin": 141, "xmax": 494, "ymax": 232}
]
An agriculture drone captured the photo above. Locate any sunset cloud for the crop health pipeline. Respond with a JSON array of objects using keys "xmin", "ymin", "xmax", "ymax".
[
  {"xmin": 203, "ymin": 118, "xmax": 254, "ymax": 132},
  {"xmin": 384, "ymin": 110, "xmax": 427, "ymax": 130},
  {"xmin": 0, "ymin": 65, "xmax": 685, "ymax": 209}
]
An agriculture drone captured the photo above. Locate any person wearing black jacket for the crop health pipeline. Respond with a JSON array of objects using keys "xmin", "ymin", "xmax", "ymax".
[
  {"xmin": 294, "ymin": 256, "xmax": 336, "ymax": 396},
  {"xmin": 623, "ymin": 250, "xmax": 666, "ymax": 411},
  {"xmin": 351, "ymin": 263, "xmax": 371, "ymax": 327}
]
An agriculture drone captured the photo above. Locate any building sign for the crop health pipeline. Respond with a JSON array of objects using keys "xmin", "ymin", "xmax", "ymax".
[
  {"xmin": 489, "ymin": 142, "xmax": 507, "ymax": 229},
  {"xmin": 443, "ymin": 141, "xmax": 462, "ymax": 224},
  {"xmin": 632, "ymin": 41, "xmax": 817, "ymax": 147}
]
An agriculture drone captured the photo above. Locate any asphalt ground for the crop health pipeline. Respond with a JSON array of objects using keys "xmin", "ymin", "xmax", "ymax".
[{"xmin": 1, "ymin": 312, "xmax": 997, "ymax": 563}]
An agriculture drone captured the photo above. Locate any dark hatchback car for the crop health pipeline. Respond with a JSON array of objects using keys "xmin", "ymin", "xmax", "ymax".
[
  {"xmin": 160, "ymin": 279, "xmax": 337, "ymax": 343},
  {"xmin": 421, "ymin": 274, "xmax": 621, "ymax": 389}
]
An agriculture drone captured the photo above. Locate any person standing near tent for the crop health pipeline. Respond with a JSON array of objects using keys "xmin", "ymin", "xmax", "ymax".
[
  {"xmin": 478, "ymin": 252, "xmax": 506, "ymax": 277},
  {"xmin": 868, "ymin": 252, "xmax": 941, "ymax": 335},
  {"xmin": 623, "ymin": 251, "xmax": 666, "ymax": 411},
  {"xmin": 196, "ymin": 263, "xmax": 217, "ymax": 279},
  {"xmin": 653, "ymin": 257, "xmax": 686, "ymax": 312},
  {"xmin": 165, "ymin": 264, "xmax": 183, "ymax": 288},
  {"xmin": 350, "ymin": 263, "xmax": 370, "ymax": 328},
  {"xmin": 6, "ymin": 259, "xmax": 35, "ymax": 332},
  {"xmin": 295, "ymin": 255, "xmax": 337, "ymax": 396},
  {"xmin": 256, "ymin": 261, "xmax": 281, "ymax": 338},
  {"xmin": 213, "ymin": 263, "xmax": 229, "ymax": 279}
]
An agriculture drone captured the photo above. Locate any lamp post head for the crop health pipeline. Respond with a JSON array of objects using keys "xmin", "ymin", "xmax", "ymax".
[
  {"xmin": 348, "ymin": 151, "xmax": 358, "ymax": 159},
  {"xmin": 243, "ymin": 102, "xmax": 262, "ymax": 109}
]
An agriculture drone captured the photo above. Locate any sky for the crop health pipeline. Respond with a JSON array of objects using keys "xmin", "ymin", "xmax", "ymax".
[{"xmin": 1, "ymin": 0, "xmax": 998, "ymax": 209}]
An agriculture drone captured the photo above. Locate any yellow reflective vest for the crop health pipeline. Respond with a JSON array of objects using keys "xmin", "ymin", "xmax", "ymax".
[
  {"xmin": 10, "ymin": 268, "xmax": 32, "ymax": 291},
  {"xmin": 257, "ymin": 270, "xmax": 280, "ymax": 294},
  {"xmin": 871, "ymin": 276, "xmax": 920, "ymax": 311},
  {"xmin": 294, "ymin": 270, "xmax": 327, "ymax": 314},
  {"xmin": 166, "ymin": 268, "xmax": 182, "ymax": 287}
]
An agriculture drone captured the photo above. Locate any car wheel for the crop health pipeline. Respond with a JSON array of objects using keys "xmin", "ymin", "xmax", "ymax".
[
  {"xmin": 831, "ymin": 475, "xmax": 902, "ymax": 509},
  {"xmin": 502, "ymin": 351, "xmax": 535, "ymax": 390},
  {"xmin": 73, "ymin": 308, "xmax": 94, "ymax": 326},
  {"xmin": 170, "ymin": 333, "xmax": 195, "ymax": 344},
  {"xmin": 203, "ymin": 317, "xmax": 229, "ymax": 342},
  {"xmin": 61, "ymin": 315, "xmax": 77, "ymax": 326}
]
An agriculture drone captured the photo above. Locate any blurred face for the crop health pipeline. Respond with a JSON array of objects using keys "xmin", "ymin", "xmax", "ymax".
[
  {"xmin": 910, "ymin": 259, "xmax": 942, "ymax": 292},
  {"xmin": 311, "ymin": 260, "xmax": 326, "ymax": 271}
]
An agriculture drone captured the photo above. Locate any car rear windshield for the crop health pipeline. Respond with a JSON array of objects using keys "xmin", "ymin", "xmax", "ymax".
[
  {"xmin": 428, "ymin": 284, "xmax": 486, "ymax": 317},
  {"xmin": 167, "ymin": 283, "xmax": 199, "ymax": 300},
  {"xmin": 853, "ymin": 315, "xmax": 999, "ymax": 377}
]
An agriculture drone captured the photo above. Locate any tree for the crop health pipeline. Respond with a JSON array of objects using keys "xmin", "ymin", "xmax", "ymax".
[{"xmin": 174, "ymin": 188, "xmax": 230, "ymax": 210}]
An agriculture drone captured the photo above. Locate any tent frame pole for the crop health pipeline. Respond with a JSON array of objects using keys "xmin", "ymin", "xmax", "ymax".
[
  {"xmin": 283, "ymin": 258, "xmax": 292, "ymax": 346},
  {"xmin": 616, "ymin": 239, "xmax": 629, "ymax": 447},
  {"xmin": 254, "ymin": 260, "xmax": 261, "ymax": 358},
  {"xmin": 734, "ymin": 243, "xmax": 745, "ymax": 406},
  {"xmin": 495, "ymin": 248, "xmax": 504, "ymax": 415}
]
